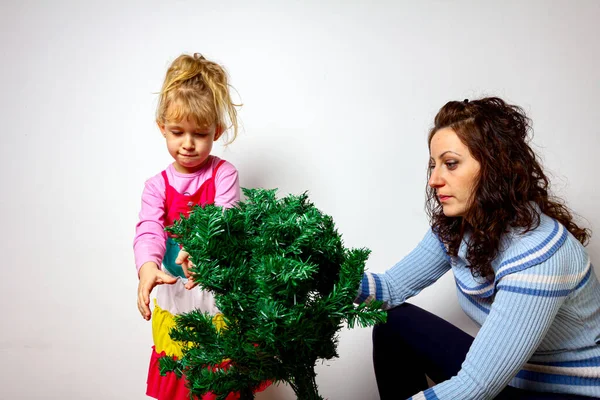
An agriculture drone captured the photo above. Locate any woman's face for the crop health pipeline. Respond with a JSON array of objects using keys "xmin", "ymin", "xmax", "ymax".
[{"xmin": 428, "ymin": 127, "xmax": 481, "ymax": 218}]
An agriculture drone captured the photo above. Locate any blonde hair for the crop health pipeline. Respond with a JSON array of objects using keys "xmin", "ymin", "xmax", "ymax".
[{"xmin": 156, "ymin": 53, "xmax": 240, "ymax": 144}]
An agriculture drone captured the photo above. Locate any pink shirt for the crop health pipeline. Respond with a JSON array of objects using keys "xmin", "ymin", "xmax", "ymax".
[{"xmin": 133, "ymin": 156, "xmax": 240, "ymax": 273}]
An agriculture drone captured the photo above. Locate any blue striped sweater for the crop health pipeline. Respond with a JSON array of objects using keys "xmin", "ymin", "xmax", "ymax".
[{"xmin": 356, "ymin": 213, "xmax": 600, "ymax": 399}]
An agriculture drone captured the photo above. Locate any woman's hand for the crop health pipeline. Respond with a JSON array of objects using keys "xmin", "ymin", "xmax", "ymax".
[
  {"xmin": 176, "ymin": 250, "xmax": 199, "ymax": 290},
  {"xmin": 137, "ymin": 262, "xmax": 177, "ymax": 320}
]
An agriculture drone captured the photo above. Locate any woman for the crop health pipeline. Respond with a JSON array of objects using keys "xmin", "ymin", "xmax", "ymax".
[{"xmin": 356, "ymin": 98, "xmax": 600, "ymax": 399}]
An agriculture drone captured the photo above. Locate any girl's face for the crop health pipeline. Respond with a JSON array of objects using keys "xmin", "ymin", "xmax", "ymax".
[
  {"xmin": 428, "ymin": 127, "xmax": 480, "ymax": 218},
  {"xmin": 158, "ymin": 116, "xmax": 222, "ymax": 174}
]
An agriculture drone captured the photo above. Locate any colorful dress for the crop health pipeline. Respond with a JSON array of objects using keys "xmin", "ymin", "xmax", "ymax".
[{"xmin": 134, "ymin": 157, "xmax": 269, "ymax": 399}]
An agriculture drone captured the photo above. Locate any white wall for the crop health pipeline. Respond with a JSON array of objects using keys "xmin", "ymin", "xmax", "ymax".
[{"xmin": 1, "ymin": 1, "xmax": 599, "ymax": 399}]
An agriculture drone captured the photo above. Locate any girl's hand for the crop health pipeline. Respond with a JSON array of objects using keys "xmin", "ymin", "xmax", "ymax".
[
  {"xmin": 137, "ymin": 262, "xmax": 177, "ymax": 320},
  {"xmin": 176, "ymin": 250, "xmax": 199, "ymax": 290}
]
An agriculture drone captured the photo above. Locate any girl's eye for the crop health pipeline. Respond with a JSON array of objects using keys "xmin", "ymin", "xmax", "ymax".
[
  {"xmin": 171, "ymin": 131, "xmax": 183, "ymax": 136},
  {"xmin": 194, "ymin": 133, "xmax": 208, "ymax": 138}
]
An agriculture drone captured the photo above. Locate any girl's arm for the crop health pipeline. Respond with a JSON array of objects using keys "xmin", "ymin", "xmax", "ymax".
[
  {"xmin": 133, "ymin": 176, "xmax": 177, "ymax": 319},
  {"xmin": 178, "ymin": 161, "xmax": 240, "ymax": 289},
  {"xmin": 214, "ymin": 160, "xmax": 240, "ymax": 207},
  {"xmin": 356, "ymin": 229, "xmax": 452, "ymax": 309},
  {"xmin": 133, "ymin": 177, "xmax": 168, "ymax": 273}
]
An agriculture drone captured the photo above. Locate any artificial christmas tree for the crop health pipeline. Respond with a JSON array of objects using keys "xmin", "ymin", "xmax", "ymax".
[{"xmin": 160, "ymin": 188, "xmax": 386, "ymax": 399}]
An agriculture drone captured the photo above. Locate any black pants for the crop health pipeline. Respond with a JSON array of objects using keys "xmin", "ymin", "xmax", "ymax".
[{"xmin": 373, "ymin": 303, "xmax": 598, "ymax": 400}]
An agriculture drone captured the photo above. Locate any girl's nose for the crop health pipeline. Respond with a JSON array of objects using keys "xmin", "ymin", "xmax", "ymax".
[{"xmin": 183, "ymin": 134, "xmax": 194, "ymax": 149}]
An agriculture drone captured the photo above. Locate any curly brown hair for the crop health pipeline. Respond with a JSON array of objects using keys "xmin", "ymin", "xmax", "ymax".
[{"xmin": 426, "ymin": 97, "xmax": 590, "ymax": 280}]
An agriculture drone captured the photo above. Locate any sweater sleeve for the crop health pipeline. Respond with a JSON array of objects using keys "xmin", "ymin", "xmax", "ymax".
[
  {"xmin": 411, "ymin": 244, "xmax": 583, "ymax": 400},
  {"xmin": 214, "ymin": 161, "xmax": 240, "ymax": 208},
  {"xmin": 355, "ymin": 229, "xmax": 451, "ymax": 309},
  {"xmin": 133, "ymin": 176, "xmax": 167, "ymax": 274}
]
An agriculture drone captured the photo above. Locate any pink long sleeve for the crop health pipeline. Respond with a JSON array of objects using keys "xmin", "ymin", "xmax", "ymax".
[{"xmin": 133, "ymin": 157, "xmax": 240, "ymax": 274}]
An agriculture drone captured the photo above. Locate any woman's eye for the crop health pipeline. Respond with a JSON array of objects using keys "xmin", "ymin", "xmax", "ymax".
[{"xmin": 446, "ymin": 161, "xmax": 458, "ymax": 170}]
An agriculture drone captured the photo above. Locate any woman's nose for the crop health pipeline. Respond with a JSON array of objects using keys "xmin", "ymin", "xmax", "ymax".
[{"xmin": 428, "ymin": 167, "xmax": 444, "ymax": 188}]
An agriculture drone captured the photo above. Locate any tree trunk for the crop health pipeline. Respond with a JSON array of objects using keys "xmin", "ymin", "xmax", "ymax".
[
  {"xmin": 238, "ymin": 387, "xmax": 255, "ymax": 400},
  {"xmin": 291, "ymin": 368, "xmax": 323, "ymax": 400},
  {"xmin": 240, "ymin": 388, "xmax": 254, "ymax": 400}
]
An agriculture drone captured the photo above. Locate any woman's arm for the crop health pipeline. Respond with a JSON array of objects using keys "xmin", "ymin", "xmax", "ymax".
[
  {"xmin": 413, "ymin": 244, "xmax": 585, "ymax": 399},
  {"xmin": 356, "ymin": 229, "xmax": 452, "ymax": 309}
]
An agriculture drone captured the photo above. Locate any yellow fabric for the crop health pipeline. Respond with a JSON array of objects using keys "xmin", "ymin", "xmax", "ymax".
[
  {"xmin": 152, "ymin": 299, "xmax": 227, "ymax": 358},
  {"xmin": 152, "ymin": 300, "xmax": 184, "ymax": 358},
  {"xmin": 212, "ymin": 313, "xmax": 226, "ymax": 332}
]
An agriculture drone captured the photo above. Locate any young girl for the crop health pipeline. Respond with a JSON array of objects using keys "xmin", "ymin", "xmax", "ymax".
[{"xmin": 133, "ymin": 53, "xmax": 258, "ymax": 400}]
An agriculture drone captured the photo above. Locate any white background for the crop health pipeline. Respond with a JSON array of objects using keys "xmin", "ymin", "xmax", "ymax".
[{"xmin": 1, "ymin": 1, "xmax": 599, "ymax": 399}]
